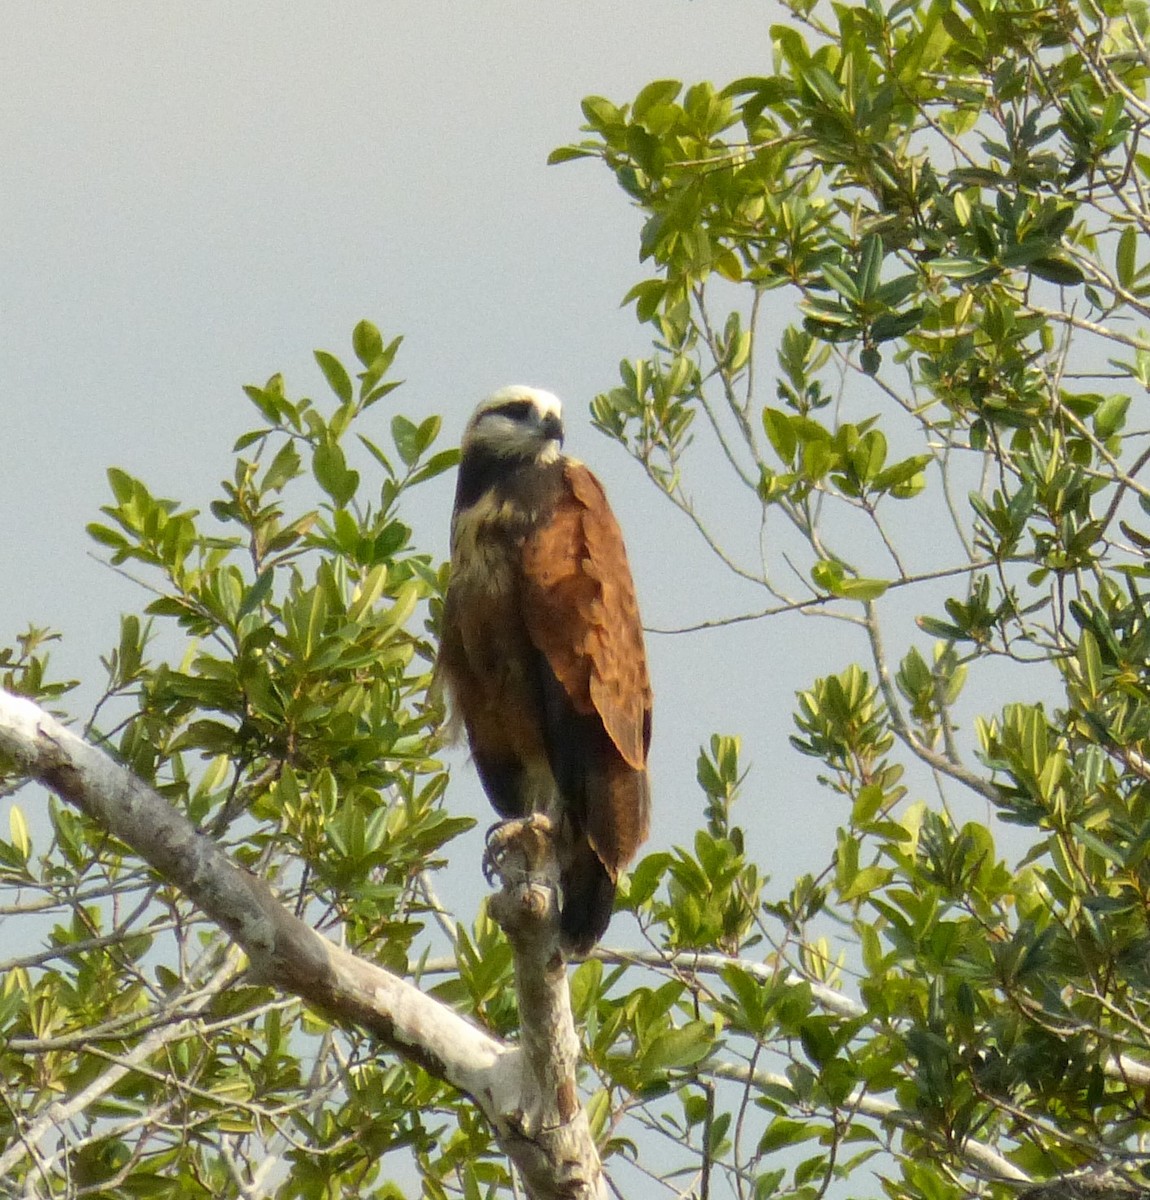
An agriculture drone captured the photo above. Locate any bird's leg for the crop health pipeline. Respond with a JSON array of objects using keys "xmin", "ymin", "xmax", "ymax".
[
  {"xmin": 484, "ymin": 813, "xmax": 563, "ymax": 962},
  {"xmin": 482, "ymin": 813, "xmax": 556, "ymax": 885}
]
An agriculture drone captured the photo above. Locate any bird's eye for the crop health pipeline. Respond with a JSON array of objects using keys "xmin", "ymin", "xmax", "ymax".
[{"xmin": 488, "ymin": 400, "xmax": 535, "ymax": 422}]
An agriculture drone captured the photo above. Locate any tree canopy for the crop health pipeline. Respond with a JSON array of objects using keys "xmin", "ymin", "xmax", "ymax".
[{"xmin": 5, "ymin": 0, "xmax": 1150, "ymax": 1197}]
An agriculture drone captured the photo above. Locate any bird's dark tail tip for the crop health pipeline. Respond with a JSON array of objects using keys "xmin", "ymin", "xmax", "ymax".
[{"xmin": 559, "ymin": 845, "xmax": 616, "ymax": 956}]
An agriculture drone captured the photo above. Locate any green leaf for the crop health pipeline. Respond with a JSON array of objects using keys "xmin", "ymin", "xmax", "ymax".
[
  {"xmin": 262, "ymin": 440, "xmax": 302, "ymax": 493},
  {"xmin": 243, "ymin": 377, "xmax": 289, "ymax": 425},
  {"xmin": 547, "ymin": 144, "xmax": 597, "ymax": 165},
  {"xmin": 758, "ymin": 1117, "xmax": 817, "ymax": 1154},
  {"xmin": 821, "ymin": 263, "xmax": 861, "ymax": 304},
  {"xmin": 409, "ymin": 447, "xmax": 461, "ymax": 486},
  {"xmin": 851, "ymin": 430, "xmax": 886, "ymax": 485},
  {"xmin": 348, "ymin": 563, "xmax": 390, "ymax": 623},
  {"xmin": 312, "ymin": 441, "xmax": 359, "ymax": 507},
  {"xmin": 858, "ymin": 234, "xmax": 884, "ymax": 300},
  {"xmin": 358, "ymin": 434, "xmax": 395, "ymax": 480},
  {"xmin": 640, "ymin": 1022, "xmax": 713, "ymax": 1074},
  {"xmin": 581, "ymin": 95, "xmax": 623, "ymax": 131},
  {"xmin": 107, "ymin": 467, "xmax": 135, "ymax": 504},
  {"xmin": 237, "ymin": 568, "xmax": 275, "ymax": 621},
  {"xmin": 874, "ymin": 454, "xmax": 931, "ymax": 498},
  {"xmin": 840, "ymin": 864, "xmax": 892, "ymax": 902},
  {"xmin": 232, "ymin": 429, "xmax": 266, "ymax": 452},
  {"xmin": 715, "ymin": 250, "xmax": 744, "ymax": 283},
  {"xmin": 926, "ymin": 256, "xmax": 994, "ymax": 279},
  {"xmin": 940, "ymin": 9, "xmax": 973, "ymax": 45},
  {"xmin": 812, "ymin": 560, "xmax": 889, "ymax": 600},
  {"xmin": 802, "ymin": 63, "xmax": 843, "ymax": 108},
  {"xmin": 1117, "ymin": 227, "xmax": 1138, "ymax": 289},
  {"xmin": 1029, "ymin": 256, "xmax": 1085, "ymax": 286},
  {"xmin": 839, "ymin": 576, "xmax": 889, "ymax": 600},
  {"xmin": 87, "ymin": 523, "xmax": 130, "ymax": 553},
  {"xmin": 870, "ymin": 307, "xmax": 923, "ymax": 342},
  {"xmin": 392, "ymin": 415, "xmax": 420, "ymax": 466},
  {"xmin": 859, "ymin": 346, "xmax": 881, "ymax": 376},
  {"xmin": 315, "ymin": 351, "xmax": 353, "ymax": 406},
  {"xmin": 916, "ymin": 616, "xmax": 964, "ymax": 640},
  {"xmin": 762, "ymin": 408, "xmax": 797, "ymax": 463},
  {"xmin": 352, "ymin": 320, "xmax": 384, "ymax": 368},
  {"xmin": 633, "ymin": 79, "xmax": 682, "ymax": 120},
  {"xmin": 1093, "ymin": 394, "xmax": 1129, "ymax": 439},
  {"xmin": 1077, "ymin": 628, "xmax": 1102, "ymax": 700},
  {"xmin": 799, "ymin": 1018, "xmax": 837, "ymax": 1068},
  {"xmin": 8, "ymin": 805, "xmax": 30, "ymax": 860},
  {"xmin": 624, "ymin": 852, "xmax": 673, "ymax": 907},
  {"xmin": 392, "ymin": 414, "xmax": 439, "ymax": 467},
  {"xmin": 622, "ymin": 278, "xmax": 668, "ymax": 323},
  {"xmin": 358, "ymin": 334, "xmax": 404, "ymax": 405}
]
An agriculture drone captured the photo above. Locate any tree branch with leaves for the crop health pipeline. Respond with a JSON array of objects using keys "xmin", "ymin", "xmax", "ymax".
[{"xmin": 8, "ymin": 0, "xmax": 1150, "ymax": 1195}]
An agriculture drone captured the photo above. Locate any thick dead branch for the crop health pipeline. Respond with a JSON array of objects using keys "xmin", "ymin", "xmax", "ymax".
[
  {"xmin": 0, "ymin": 690, "xmax": 603, "ymax": 1199},
  {"xmin": 486, "ymin": 816, "xmax": 607, "ymax": 1199}
]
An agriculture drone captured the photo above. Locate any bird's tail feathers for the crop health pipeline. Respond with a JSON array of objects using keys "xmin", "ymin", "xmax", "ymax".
[{"xmin": 559, "ymin": 841, "xmax": 616, "ymax": 956}]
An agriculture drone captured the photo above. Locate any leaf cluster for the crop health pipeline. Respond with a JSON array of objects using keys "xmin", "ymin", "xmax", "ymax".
[
  {"xmin": 0, "ymin": 324, "xmax": 482, "ymax": 1198},
  {"xmin": 548, "ymin": 0, "xmax": 1150, "ymax": 1196}
]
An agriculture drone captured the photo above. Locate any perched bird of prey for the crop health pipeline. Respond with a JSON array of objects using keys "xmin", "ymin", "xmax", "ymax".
[{"xmin": 437, "ymin": 386, "xmax": 652, "ymax": 954}]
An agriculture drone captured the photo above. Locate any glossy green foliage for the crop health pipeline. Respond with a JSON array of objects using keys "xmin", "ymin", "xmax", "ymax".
[
  {"xmin": 7, "ymin": 0, "xmax": 1150, "ymax": 1195},
  {"xmin": 0, "ymin": 324, "xmax": 493, "ymax": 1198},
  {"xmin": 553, "ymin": 0, "xmax": 1150, "ymax": 1196}
]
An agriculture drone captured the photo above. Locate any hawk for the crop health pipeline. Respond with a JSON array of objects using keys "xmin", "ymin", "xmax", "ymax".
[{"xmin": 437, "ymin": 386, "xmax": 652, "ymax": 954}]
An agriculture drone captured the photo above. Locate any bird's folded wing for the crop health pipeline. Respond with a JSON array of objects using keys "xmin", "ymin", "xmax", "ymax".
[{"xmin": 520, "ymin": 462, "xmax": 651, "ymax": 772}]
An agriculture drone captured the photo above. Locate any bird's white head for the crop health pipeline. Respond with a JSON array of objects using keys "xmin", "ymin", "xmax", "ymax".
[{"xmin": 463, "ymin": 386, "xmax": 565, "ymax": 464}]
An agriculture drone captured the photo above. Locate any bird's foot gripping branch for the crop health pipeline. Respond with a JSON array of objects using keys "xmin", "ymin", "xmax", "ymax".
[
  {"xmin": 485, "ymin": 813, "xmax": 563, "ymax": 950},
  {"xmin": 482, "ymin": 814, "xmax": 601, "ymax": 1194}
]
